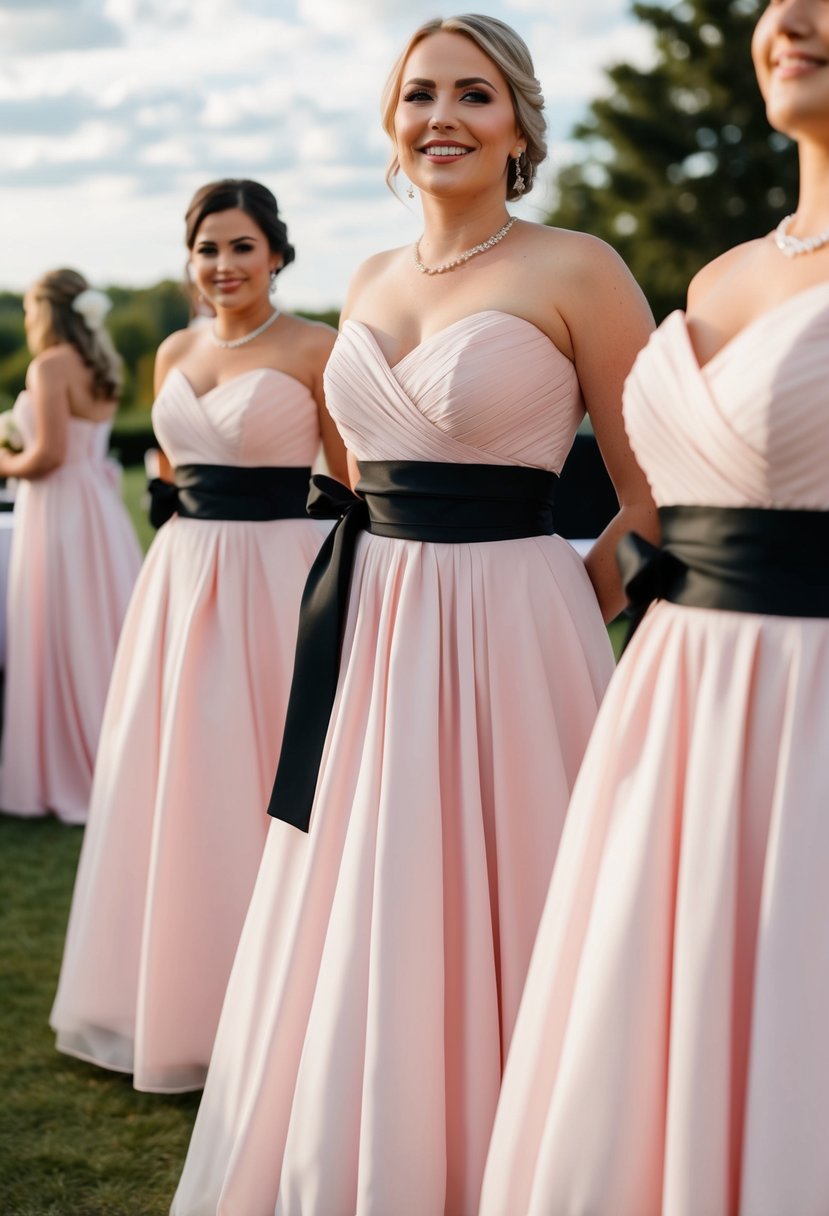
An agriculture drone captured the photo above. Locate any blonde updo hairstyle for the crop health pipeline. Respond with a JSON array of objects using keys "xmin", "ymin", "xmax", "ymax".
[
  {"xmin": 27, "ymin": 269, "xmax": 122, "ymax": 401},
  {"xmin": 381, "ymin": 13, "xmax": 547, "ymax": 202}
]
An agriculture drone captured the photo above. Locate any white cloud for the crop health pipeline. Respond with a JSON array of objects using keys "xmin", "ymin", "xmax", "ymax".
[
  {"xmin": 0, "ymin": 0, "xmax": 121, "ymax": 53},
  {"xmin": 0, "ymin": 0, "xmax": 665, "ymax": 306}
]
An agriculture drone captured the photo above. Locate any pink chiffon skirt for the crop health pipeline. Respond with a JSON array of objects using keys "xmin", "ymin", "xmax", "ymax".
[
  {"xmin": 171, "ymin": 528, "xmax": 614, "ymax": 1214},
  {"xmin": 0, "ymin": 455, "xmax": 141, "ymax": 823}
]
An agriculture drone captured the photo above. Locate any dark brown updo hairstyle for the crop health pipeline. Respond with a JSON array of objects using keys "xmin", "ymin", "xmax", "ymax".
[
  {"xmin": 184, "ymin": 179, "xmax": 296, "ymax": 273},
  {"xmin": 27, "ymin": 269, "xmax": 122, "ymax": 401}
]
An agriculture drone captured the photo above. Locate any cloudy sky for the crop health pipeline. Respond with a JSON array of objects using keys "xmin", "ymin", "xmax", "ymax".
[{"xmin": 0, "ymin": 0, "xmax": 655, "ymax": 311}]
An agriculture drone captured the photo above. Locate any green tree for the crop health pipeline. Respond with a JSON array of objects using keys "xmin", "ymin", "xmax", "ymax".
[{"xmin": 547, "ymin": 0, "xmax": 798, "ymax": 320}]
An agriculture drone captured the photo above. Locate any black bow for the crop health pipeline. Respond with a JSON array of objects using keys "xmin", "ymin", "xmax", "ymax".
[
  {"xmin": 616, "ymin": 531, "xmax": 685, "ymax": 649},
  {"xmin": 266, "ymin": 475, "xmax": 367, "ymax": 831},
  {"xmin": 146, "ymin": 477, "xmax": 180, "ymax": 529}
]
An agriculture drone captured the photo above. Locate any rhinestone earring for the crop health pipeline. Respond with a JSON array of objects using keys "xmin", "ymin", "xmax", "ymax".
[
  {"xmin": 406, "ymin": 182, "xmax": 415, "ymax": 200},
  {"xmin": 513, "ymin": 153, "xmax": 525, "ymax": 196},
  {"xmin": 269, "ymin": 269, "xmax": 278, "ymax": 288}
]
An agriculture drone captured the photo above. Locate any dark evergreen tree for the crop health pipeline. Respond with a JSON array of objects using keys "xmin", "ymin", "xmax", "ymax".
[{"xmin": 547, "ymin": 0, "xmax": 798, "ymax": 319}]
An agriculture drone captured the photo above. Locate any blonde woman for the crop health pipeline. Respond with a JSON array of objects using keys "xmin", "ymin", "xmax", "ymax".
[
  {"xmin": 172, "ymin": 15, "xmax": 654, "ymax": 1215},
  {"xmin": 0, "ymin": 269, "xmax": 141, "ymax": 824}
]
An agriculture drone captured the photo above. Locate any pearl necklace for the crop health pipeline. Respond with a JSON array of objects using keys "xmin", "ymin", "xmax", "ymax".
[
  {"xmin": 414, "ymin": 216, "xmax": 517, "ymax": 275},
  {"xmin": 774, "ymin": 214, "xmax": 829, "ymax": 258},
  {"xmin": 210, "ymin": 308, "xmax": 280, "ymax": 349}
]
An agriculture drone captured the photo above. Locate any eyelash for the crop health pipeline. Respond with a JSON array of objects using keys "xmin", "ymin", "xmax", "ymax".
[
  {"xmin": 196, "ymin": 243, "xmax": 255, "ymax": 256},
  {"xmin": 403, "ymin": 89, "xmax": 490, "ymax": 104}
]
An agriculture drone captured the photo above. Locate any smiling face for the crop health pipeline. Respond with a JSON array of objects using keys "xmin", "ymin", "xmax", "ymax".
[
  {"xmin": 393, "ymin": 30, "xmax": 525, "ymax": 202},
  {"xmin": 189, "ymin": 207, "xmax": 281, "ymax": 313},
  {"xmin": 753, "ymin": 0, "xmax": 829, "ymax": 139}
]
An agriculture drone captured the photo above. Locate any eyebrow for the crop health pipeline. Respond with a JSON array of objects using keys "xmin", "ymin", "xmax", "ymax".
[
  {"xmin": 196, "ymin": 234, "xmax": 260, "ymax": 244},
  {"xmin": 404, "ymin": 76, "xmax": 497, "ymax": 91}
]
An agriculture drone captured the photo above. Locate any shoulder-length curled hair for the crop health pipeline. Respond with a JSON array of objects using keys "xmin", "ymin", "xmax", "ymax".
[
  {"xmin": 27, "ymin": 269, "xmax": 122, "ymax": 401},
  {"xmin": 380, "ymin": 13, "xmax": 547, "ymax": 202},
  {"xmin": 184, "ymin": 179, "xmax": 296, "ymax": 274}
]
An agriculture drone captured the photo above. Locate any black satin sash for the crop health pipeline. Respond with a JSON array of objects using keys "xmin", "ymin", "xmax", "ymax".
[
  {"xmin": 267, "ymin": 459, "xmax": 559, "ymax": 831},
  {"xmin": 147, "ymin": 463, "xmax": 312, "ymax": 527},
  {"xmin": 618, "ymin": 504, "xmax": 829, "ymax": 647}
]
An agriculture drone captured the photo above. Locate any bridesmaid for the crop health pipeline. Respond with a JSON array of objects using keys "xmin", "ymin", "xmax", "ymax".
[
  {"xmin": 172, "ymin": 16, "xmax": 655, "ymax": 1216},
  {"xmin": 50, "ymin": 179, "xmax": 347, "ymax": 1093},
  {"xmin": 481, "ymin": 3, "xmax": 829, "ymax": 1214},
  {"xmin": 0, "ymin": 270, "xmax": 141, "ymax": 824}
]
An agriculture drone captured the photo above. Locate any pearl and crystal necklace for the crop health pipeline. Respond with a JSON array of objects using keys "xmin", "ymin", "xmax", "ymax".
[
  {"xmin": 414, "ymin": 216, "xmax": 517, "ymax": 275},
  {"xmin": 773, "ymin": 214, "xmax": 829, "ymax": 258},
  {"xmin": 210, "ymin": 307, "xmax": 280, "ymax": 349}
]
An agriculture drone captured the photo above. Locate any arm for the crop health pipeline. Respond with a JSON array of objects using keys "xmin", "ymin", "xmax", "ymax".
[
  {"xmin": 148, "ymin": 331, "xmax": 192, "ymax": 480},
  {"xmin": 308, "ymin": 328, "xmax": 349, "ymax": 485},
  {"xmin": 561, "ymin": 239, "xmax": 659, "ymax": 622},
  {"xmin": 337, "ymin": 252, "xmax": 396, "ymax": 492},
  {"xmin": 0, "ymin": 355, "xmax": 69, "ymax": 480}
]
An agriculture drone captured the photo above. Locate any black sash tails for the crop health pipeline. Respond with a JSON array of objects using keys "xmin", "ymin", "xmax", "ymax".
[{"xmin": 267, "ymin": 460, "xmax": 559, "ymax": 831}]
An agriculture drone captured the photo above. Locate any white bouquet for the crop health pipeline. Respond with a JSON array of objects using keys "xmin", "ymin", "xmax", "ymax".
[{"xmin": 0, "ymin": 410, "xmax": 23, "ymax": 453}]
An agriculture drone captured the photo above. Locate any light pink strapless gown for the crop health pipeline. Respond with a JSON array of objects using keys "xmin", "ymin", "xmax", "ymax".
[
  {"xmin": 481, "ymin": 285, "xmax": 829, "ymax": 1216},
  {"xmin": 171, "ymin": 311, "xmax": 614, "ymax": 1216},
  {"xmin": 51, "ymin": 367, "xmax": 329, "ymax": 1093},
  {"xmin": 0, "ymin": 392, "xmax": 141, "ymax": 824}
]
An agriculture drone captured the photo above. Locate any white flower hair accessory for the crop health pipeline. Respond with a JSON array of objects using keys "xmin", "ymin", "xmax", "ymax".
[{"xmin": 71, "ymin": 288, "xmax": 112, "ymax": 332}]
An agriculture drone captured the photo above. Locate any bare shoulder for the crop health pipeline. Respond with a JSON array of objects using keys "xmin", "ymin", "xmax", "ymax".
[
  {"xmin": 521, "ymin": 224, "xmax": 651, "ymax": 315},
  {"xmin": 340, "ymin": 246, "xmax": 408, "ymax": 323},
  {"xmin": 687, "ymin": 239, "xmax": 765, "ymax": 310},
  {"xmin": 154, "ymin": 326, "xmax": 200, "ymax": 382},
  {"xmin": 156, "ymin": 326, "xmax": 199, "ymax": 365},
  {"xmin": 30, "ymin": 343, "xmax": 77, "ymax": 378},
  {"xmin": 522, "ymin": 223, "xmax": 633, "ymax": 279},
  {"xmin": 522, "ymin": 224, "xmax": 652, "ymax": 340},
  {"xmin": 281, "ymin": 312, "xmax": 338, "ymax": 358},
  {"xmin": 27, "ymin": 345, "xmax": 81, "ymax": 396}
]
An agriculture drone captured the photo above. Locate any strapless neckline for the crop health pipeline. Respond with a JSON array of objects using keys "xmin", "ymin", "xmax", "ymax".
[
  {"xmin": 345, "ymin": 310, "xmax": 571, "ymax": 372},
  {"xmin": 680, "ymin": 278, "xmax": 829, "ymax": 375},
  {"xmin": 170, "ymin": 366, "xmax": 310, "ymax": 401}
]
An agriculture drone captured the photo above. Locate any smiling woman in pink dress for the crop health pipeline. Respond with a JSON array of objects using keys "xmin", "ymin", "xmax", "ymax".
[
  {"xmin": 0, "ymin": 270, "xmax": 141, "ymax": 824},
  {"xmin": 50, "ymin": 179, "xmax": 347, "ymax": 1094},
  {"xmin": 480, "ymin": 4, "xmax": 829, "ymax": 1214},
  {"xmin": 171, "ymin": 17, "xmax": 656, "ymax": 1216}
]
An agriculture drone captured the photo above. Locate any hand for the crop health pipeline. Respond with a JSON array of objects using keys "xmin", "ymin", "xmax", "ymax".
[{"xmin": 144, "ymin": 448, "xmax": 162, "ymax": 479}]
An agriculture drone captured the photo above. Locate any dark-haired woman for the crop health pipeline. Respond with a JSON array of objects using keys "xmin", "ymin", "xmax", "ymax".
[
  {"xmin": 50, "ymin": 180, "xmax": 347, "ymax": 1093},
  {"xmin": 0, "ymin": 269, "xmax": 141, "ymax": 824}
]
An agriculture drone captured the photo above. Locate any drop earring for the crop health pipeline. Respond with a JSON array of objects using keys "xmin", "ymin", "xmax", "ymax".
[
  {"xmin": 406, "ymin": 182, "xmax": 415, "ymax": 200},
  {"xmin": 513, "ymin": 153, "xmax": 525, "ymax": 196},
  {"xmin": 269, "ymin": 269, "xmax": 278, "ymax": 288}
]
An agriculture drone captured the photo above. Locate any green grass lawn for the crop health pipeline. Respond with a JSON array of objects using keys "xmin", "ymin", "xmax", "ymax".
[{"xmin": 0, "ymin": 817, "xmax": 199, "ymax": 1216}]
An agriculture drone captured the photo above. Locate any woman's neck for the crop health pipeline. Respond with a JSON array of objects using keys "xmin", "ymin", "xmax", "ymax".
[
  {"xmin": 789, "ymin": 141, "xmax": 829, "ymax": 233},
  {"xmin": 213, "ymin": 299, "xmax": 276, "ymax": 341},
  {"xmin": 417, "ymin": 196, "xmax": 513, "ymax": 262}
]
